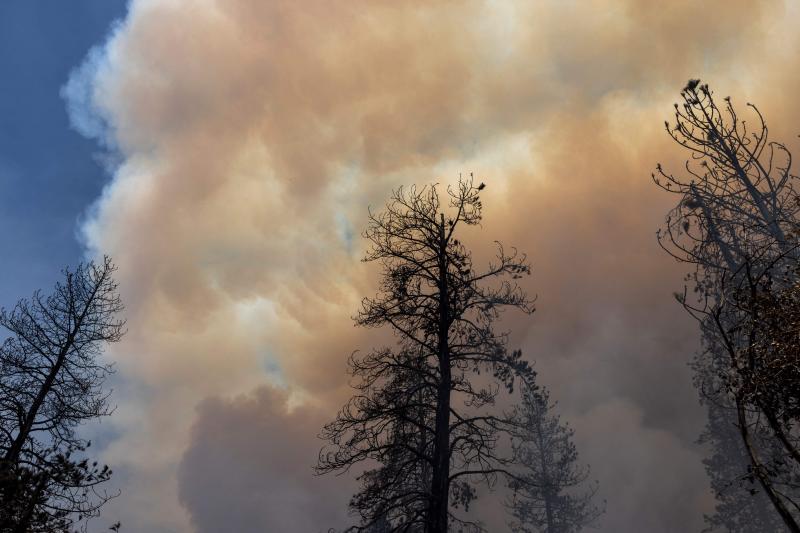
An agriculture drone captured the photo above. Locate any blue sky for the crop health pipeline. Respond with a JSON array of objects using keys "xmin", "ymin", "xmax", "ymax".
[{"xmin": 0, "ymin": 1, "xmax": 126, "ymax": 305}]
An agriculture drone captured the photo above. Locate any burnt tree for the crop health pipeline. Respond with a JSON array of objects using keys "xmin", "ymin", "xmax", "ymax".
[
  {"xmin": 318, "ymin": 177, "xmax": 535, "ymax": 532},
  {"xmin": 654, "ymin": 79, "xmax": 800, "ymax": 530}
]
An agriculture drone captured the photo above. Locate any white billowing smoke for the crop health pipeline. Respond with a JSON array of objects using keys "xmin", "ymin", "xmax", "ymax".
[{"xmin": 63, "ymin": 0, "xmax": 798, "ymax": 530}]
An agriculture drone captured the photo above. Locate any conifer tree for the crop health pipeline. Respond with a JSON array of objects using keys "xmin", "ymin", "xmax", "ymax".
[
  {"xmin": 317, "ymin": 177, "xmax": 535, "ymax": 532},
  {"xmin": 506, "ymin": 385, "xmax": 603, "ymax": 533}
]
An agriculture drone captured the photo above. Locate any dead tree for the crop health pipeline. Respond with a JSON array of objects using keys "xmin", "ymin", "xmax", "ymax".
[
  {"xmin": 317, "ymin": 177, "xmax": 536, "ymax": 533},
  {"xmin": 0, "ymin": 257, "xmax": 125, "ymax": 531},
  {"xmin": 654, "ymin": 79, "xmax": 800, "ymax": 530}
]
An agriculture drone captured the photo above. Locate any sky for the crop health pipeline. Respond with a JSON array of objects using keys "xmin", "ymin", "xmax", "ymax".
[
  {"xmin": 0, "ymin": 1, "xmax": 127, "ymax": 303},
  {"xmin": 2, "ymin": 1, "xmax": 800, "ymax": 532}
]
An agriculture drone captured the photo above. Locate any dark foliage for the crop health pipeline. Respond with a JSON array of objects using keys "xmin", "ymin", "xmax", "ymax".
[
  {"xmin": 317, "ymin": 177, "xmax": 536, "ymax": 532},
  {"xmin": 0, "ymin": 257, "xmax": 124, "ymax": 532},
  {"xmin": 654, "ymin": 79, "xmax": 800, "ymax": 530}
]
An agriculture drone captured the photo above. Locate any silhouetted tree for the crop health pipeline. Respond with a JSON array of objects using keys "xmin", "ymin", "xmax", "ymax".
[
  {"xmin": 731, "ymin": 266, "xmax": 800, "ymax": 453},
  {"xmin": 364, "ymin": 515, "xmax": 393, "ymax": 533},
  {"xmin": 317, "ymin": 177, "xmax": 536, "ymax": 532},
  {"xmin": 654, "ymin": 79, "xmax": 800, "ymax": 530},
  {"xmin": 700, "ymin": 402, "xmax": 787, "ymax": 532},
  {"xmin": 506, "ymin": 385, "xmax": 603, "ymax": 533},
  {"xmin": 0, "ymin": 257, "xmax": 125, "ymax": 532},
  {"xmin": 345, "ymin": 346, "xmax": 433, "ymax": 531}
]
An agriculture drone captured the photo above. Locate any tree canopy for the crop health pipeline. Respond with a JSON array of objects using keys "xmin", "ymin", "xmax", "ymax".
[{"xmin": 318, "ymin": 177, "xmax": 536, "ymax": 532}]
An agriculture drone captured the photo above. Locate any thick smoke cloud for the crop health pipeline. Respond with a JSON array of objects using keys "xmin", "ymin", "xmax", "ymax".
[
  {"xmin": 63, "ymin": 0, "xmax": 800, "ymax": 531},
  {"xmin": 178, "ymin": 386, "xmax": 354, "ymax": 533}
]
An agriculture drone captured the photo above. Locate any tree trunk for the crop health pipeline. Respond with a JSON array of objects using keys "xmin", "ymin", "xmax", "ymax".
[
  {"xmin": 736, "ymin": 395, "xmax": 800, "ymax": 532},
  {"xmin": 696, "ymin": 95, "xmax": 787, "ymax": 247},
  {"xmin": 691, "ymin": 184, "xmax": 739, "ymax": 272},
  {"xmin": 4, "ymin": 276, "xmax": 97, "ymax": 464},
  {"xmin": 535, "ymin": 414, "xmax": 555, "ymax": 533},
  {"xmin": 427, "ymin": 215, "xmax": 451, "ymax": 533},
  {"xmin": 4, "ymin": 352, "xmax": 66, "ymax": 464}
]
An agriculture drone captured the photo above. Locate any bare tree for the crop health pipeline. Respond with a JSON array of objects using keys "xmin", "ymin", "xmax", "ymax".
[
  {"xmin": 317, "ymin": 177, "xmax": 536, "ymax": 533},
  {"xmin": 654, "ymin": 79, "xmax": 800, "ymax": 531},
  {"xmin": 506, "ymin": 385, "xmax": 603, "ymax": 533},
  {"xmin": 0, "ymin": 257, "xmax": 125, "ymax": 532}
]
